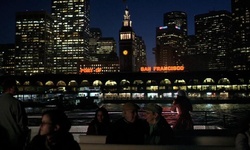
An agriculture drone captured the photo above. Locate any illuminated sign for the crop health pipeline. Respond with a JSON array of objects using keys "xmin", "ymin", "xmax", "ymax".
[
  {"xmin": 140, "ymin": 66, "xmax": 184, "ymax": 72},
  {"xmin": 159, "ymin": 26, "xmax": 168, "ymax": 29},
  {"xmin": 79, "ymin": 66, "xmax": 184, "ymax": 73},
  {"xmin": 79, "ymin": 67, "xmax": 102, "ymax": 73},
  {"xmin": 175, "ymin": 26, "xmax": 181, "ymax": 30}
]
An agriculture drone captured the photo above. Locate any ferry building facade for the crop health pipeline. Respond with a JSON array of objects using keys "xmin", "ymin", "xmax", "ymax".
[{"xmin": 1, "ymin": 70, "xmax": 250, "ymax": 103}]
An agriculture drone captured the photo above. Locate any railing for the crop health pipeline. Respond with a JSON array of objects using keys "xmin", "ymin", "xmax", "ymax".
[{"xmin": 27, "ymin": 110, "xmax": 239, "ymax": 129}]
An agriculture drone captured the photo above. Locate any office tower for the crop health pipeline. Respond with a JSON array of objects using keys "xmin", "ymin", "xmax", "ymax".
[
  {"xmin": 89, "ymin": 28, "xmax": 102, "ymax": 61},
  {"xmin": 119, "ymin": 7, "xmax": 136, "ymax": 72},
  {"xmin": 96, "ymin": 37, "xmax": 117, "ymax": 61},
  {"xmin": 78, "ymin": 38, "xmax": 119, "ymax": 74},
  {"xmin": 51, "ymin": 0, "xmax": 90, "ymax": 74},
  {"xmin": 155, "ymin": 26, "xmax": 184, "ymax": 67},
  {"xmin": 182, "ymin": 35, "xmax": 207, "ymax": 71},
  {"xmin": 186, "ymin": 35, "xmax": 198, "ymax": 56},
  {"xmin": 0, "ymin": 44, "xmax": 15, "ymax": 75},
  {"xmin": 154, "ymin": 11, "xmax": 187, "ymax": 67},
  {"xmin": 15, "ymin": 11, "xmax": 54, "ymax": 75},
  {"xmin": 195, "ymin": 10, "xmax": 233, "ymax": 71},
  {"xmin": 164, "ymin": 11, "xmax": 188, "ymax": 57},
  {"xmin": 78, "ymin": 60, "xmax": 120, "ymax": 74},
  {"xmin": 231, "ymin": 0, "xmax": 250, "ymax": 70},
  {"xmin": 135, "ymin": 36, "xmax": 147, "ymax": 71},
  {"xmin": 90, "ymin": 28, "xmax": 102, "ymax": 40},
  {"xmin": 164, "ymin": 11, "xmax": 188, "ymax": 37}
]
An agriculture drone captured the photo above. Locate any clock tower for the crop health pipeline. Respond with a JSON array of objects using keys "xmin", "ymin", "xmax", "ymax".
[{"xmin": 119, "ymin": 7, "xmax": 136, "ymax": 72}]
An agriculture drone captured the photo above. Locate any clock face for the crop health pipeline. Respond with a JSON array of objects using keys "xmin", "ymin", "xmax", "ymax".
[{"xmin": 123, "ymin": 50, "xmax": 128, "ymax": 55}]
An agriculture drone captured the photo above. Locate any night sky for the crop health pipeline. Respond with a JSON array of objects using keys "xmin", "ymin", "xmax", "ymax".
[{"xmin": 0, "ymin": 0, "xmax": 231, "ymax": 66}]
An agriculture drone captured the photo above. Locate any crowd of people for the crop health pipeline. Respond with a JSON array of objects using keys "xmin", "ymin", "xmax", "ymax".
[
  {"xmin": 88, "ymin": 90, "xmax": 194, "ymax": 145},
  {"xmin": 0, "ymin": 77, "xmax": 249, "ymax": 149}
]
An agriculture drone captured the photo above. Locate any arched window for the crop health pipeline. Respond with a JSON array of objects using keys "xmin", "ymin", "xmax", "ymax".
[
  {"xmin": 57, "ymin": 80, "xmax": 66, "ymax": 87},
  {"xmin": 45, "ymin": 81, "xmax": 54, "ymax": 86},
  {"xmin": 68, "ymin": 80, "xmax": 78, "ymax": 86},
  {"xmin": 218, "ymin": 78, "xmax": 230, "ymax": 84},
  {"xmin": 105, "ymin": 80, "xmax": 117, "ymax": 86},
  {"xmin": 93, "ymin": 80, "xmax": 102, "ymax": 86},
  {"xmin": 160, "ymin": 79, "xmax": 171, "ymax": 85},
  {"xmin": 120, "ymin": 79, "xmax": 130, "ymax": 86},
  {"xmin": 203, "ymin": 78, "xmax": 215, "ymax": 84}
]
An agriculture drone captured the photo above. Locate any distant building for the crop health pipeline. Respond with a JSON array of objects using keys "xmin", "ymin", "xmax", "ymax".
[
  {"xmin": 51, "ymin": 0, "xmax": 90, "ymax": 74},
  {"xmin": 89, "ymin": 28, "xmax": 102, "ymax": 61},
  {"xmin": 182, "ymin": 35, "xmax": 208, "ymax": 71},
  {"xmin": 135, "ymin": 36, "xmax": 147, "ymax": 70},
  {"xmin": 164, "ymin": 11, "xmax": 188, "ymax": 37},
  {"xmin": 195, "ymin": 10, "xmax": 233, "ymax": 71},
  {"xmin": 155, "ymin": 26, "xmax": 185, "ymax": 66},
  {"xmin": 90, "ymin": 28, "xmax": 102, "ymax": 40},
  {"xmin": 186, "ymin": 35, "xmax": 198, "ymax": 56},
  {"xmin": 96, "ymin": 37, "xmax": 117, "ymax": 61},
  {"xmin": 154, "ymin": 11, "xmax": 187, "ymax": 67},
  {"xmin": 15, "ymin": 11, "xmax": 54, "ymax": 75},
  {"xmin": 78, "ymin": 60, "xmax": 120, "ymax": 74},
  {"xmin": 0, "ymin": 44, "xmax": 15, "ymax": 75},
  {"xmin": 231, "ymin": 0, "xmax": 250, "ymax": 70}
]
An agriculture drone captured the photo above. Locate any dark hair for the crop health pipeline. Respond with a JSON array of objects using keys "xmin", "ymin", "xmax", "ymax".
[
  {"xmin": 94, "ymin": 107, "xmax": 110, "ymax": 124},
  {"xmin": 42, "ymin": 109, "xmax": 71, "ymax": 132},
  {"xmin": 2, "ymin": 78, "xmax": 17, "ymax": 92},
  {"xmin": 237, "ymin": 112, "xmax": 250, "ymax": 133}
]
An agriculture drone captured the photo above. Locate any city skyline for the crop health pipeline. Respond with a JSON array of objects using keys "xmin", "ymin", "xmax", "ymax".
[{"xmin": 0, "ymin": 0, "xmax": 231, "ymax": 67}]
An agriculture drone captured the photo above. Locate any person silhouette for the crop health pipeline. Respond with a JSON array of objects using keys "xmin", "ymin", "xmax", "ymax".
[
  {"xmin": 171, "ymin": 90, "xmax": 193, "ymax": 130},
  {"xmin": 26, "ymin": 109, "xmax": 80, "ymax": 150},
  {"xmin": 143, "ymin": 103, "xmax": 174, "ymax": 145},
  {"xmin": 0, "ymin": 78, "xmax": 29, "ymax": 150},
  {"xmin": 235, "ymin": 113, "xmax": 250, "ymax": 150},
  {"xmin": 86, "ymin": 107, "xmax": 110, "ymax": 135},
  {"xmin": 106, "ymin": 102, "xmax": 147, "ymax": 144}
]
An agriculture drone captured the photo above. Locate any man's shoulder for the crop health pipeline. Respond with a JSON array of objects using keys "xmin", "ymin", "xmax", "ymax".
[{"xmin": 0, "ymin": 93, "xmax": 19, "ymax": 102}]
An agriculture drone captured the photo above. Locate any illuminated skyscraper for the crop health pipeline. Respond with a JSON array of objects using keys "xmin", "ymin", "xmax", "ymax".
[
  {"xmin": 154, "ymin": 11, "xmax": 187, "ymax": 67},
  {"xmin": 231, "ymin": 0, "xmax": 250, "ymax": 70},
  {"xmin": 155, "ymin": 26, "xmax": 184, "ymax": 67},
  {"xmin": 96, "ymin": 37, "xmax": 117, "ymax": 61},
  {"xmin": 51, "ymin": 0, "xmax": 90, "ymax": 74},
  {"xmin": 89, "ymin": 28, "xmax": 102, "ymax": 61},
  {"xmin": 195, "ymin": 10, "xmax": 233, "ymax": 71},
  {"xmin": 164, "ymin": 11, "xmax": 187, "ymax": 37},
  {"xmin": 135, "ymin": 36, "xmax": 147, "ymax": 70},
  {"xmin": 0, "ymin": 44, "xmax": 15, "ymax": 75},
  {"xmin": 89, "ymin": 28, "xmax": 117, "ymax": 62},
  {"xmin": 15, "ymin": 11, "xmax": 54, "ymax": 75}
]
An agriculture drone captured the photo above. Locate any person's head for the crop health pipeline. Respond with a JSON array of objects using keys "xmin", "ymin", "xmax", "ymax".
[
  {"xmin": 122, "ymin": 102, "xmax": 139, "ymax": 123},
  {"xmin": 177, "ymin": 90, "xmax": 186, "ymax": 97},
  {"xmin": 2, "ymin": 78, "xmax": 18, "ymax": 95},
  {"xmin": 143, "ymin": 103, "xmax": 162, "ymax": 125},
  {"xmin": 95, "ymin": 107, "xmax": 110, "ymax": 123},
  {"xmin": 39, "ymin": 109, "xmax": 71, "ymax": 136}
]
